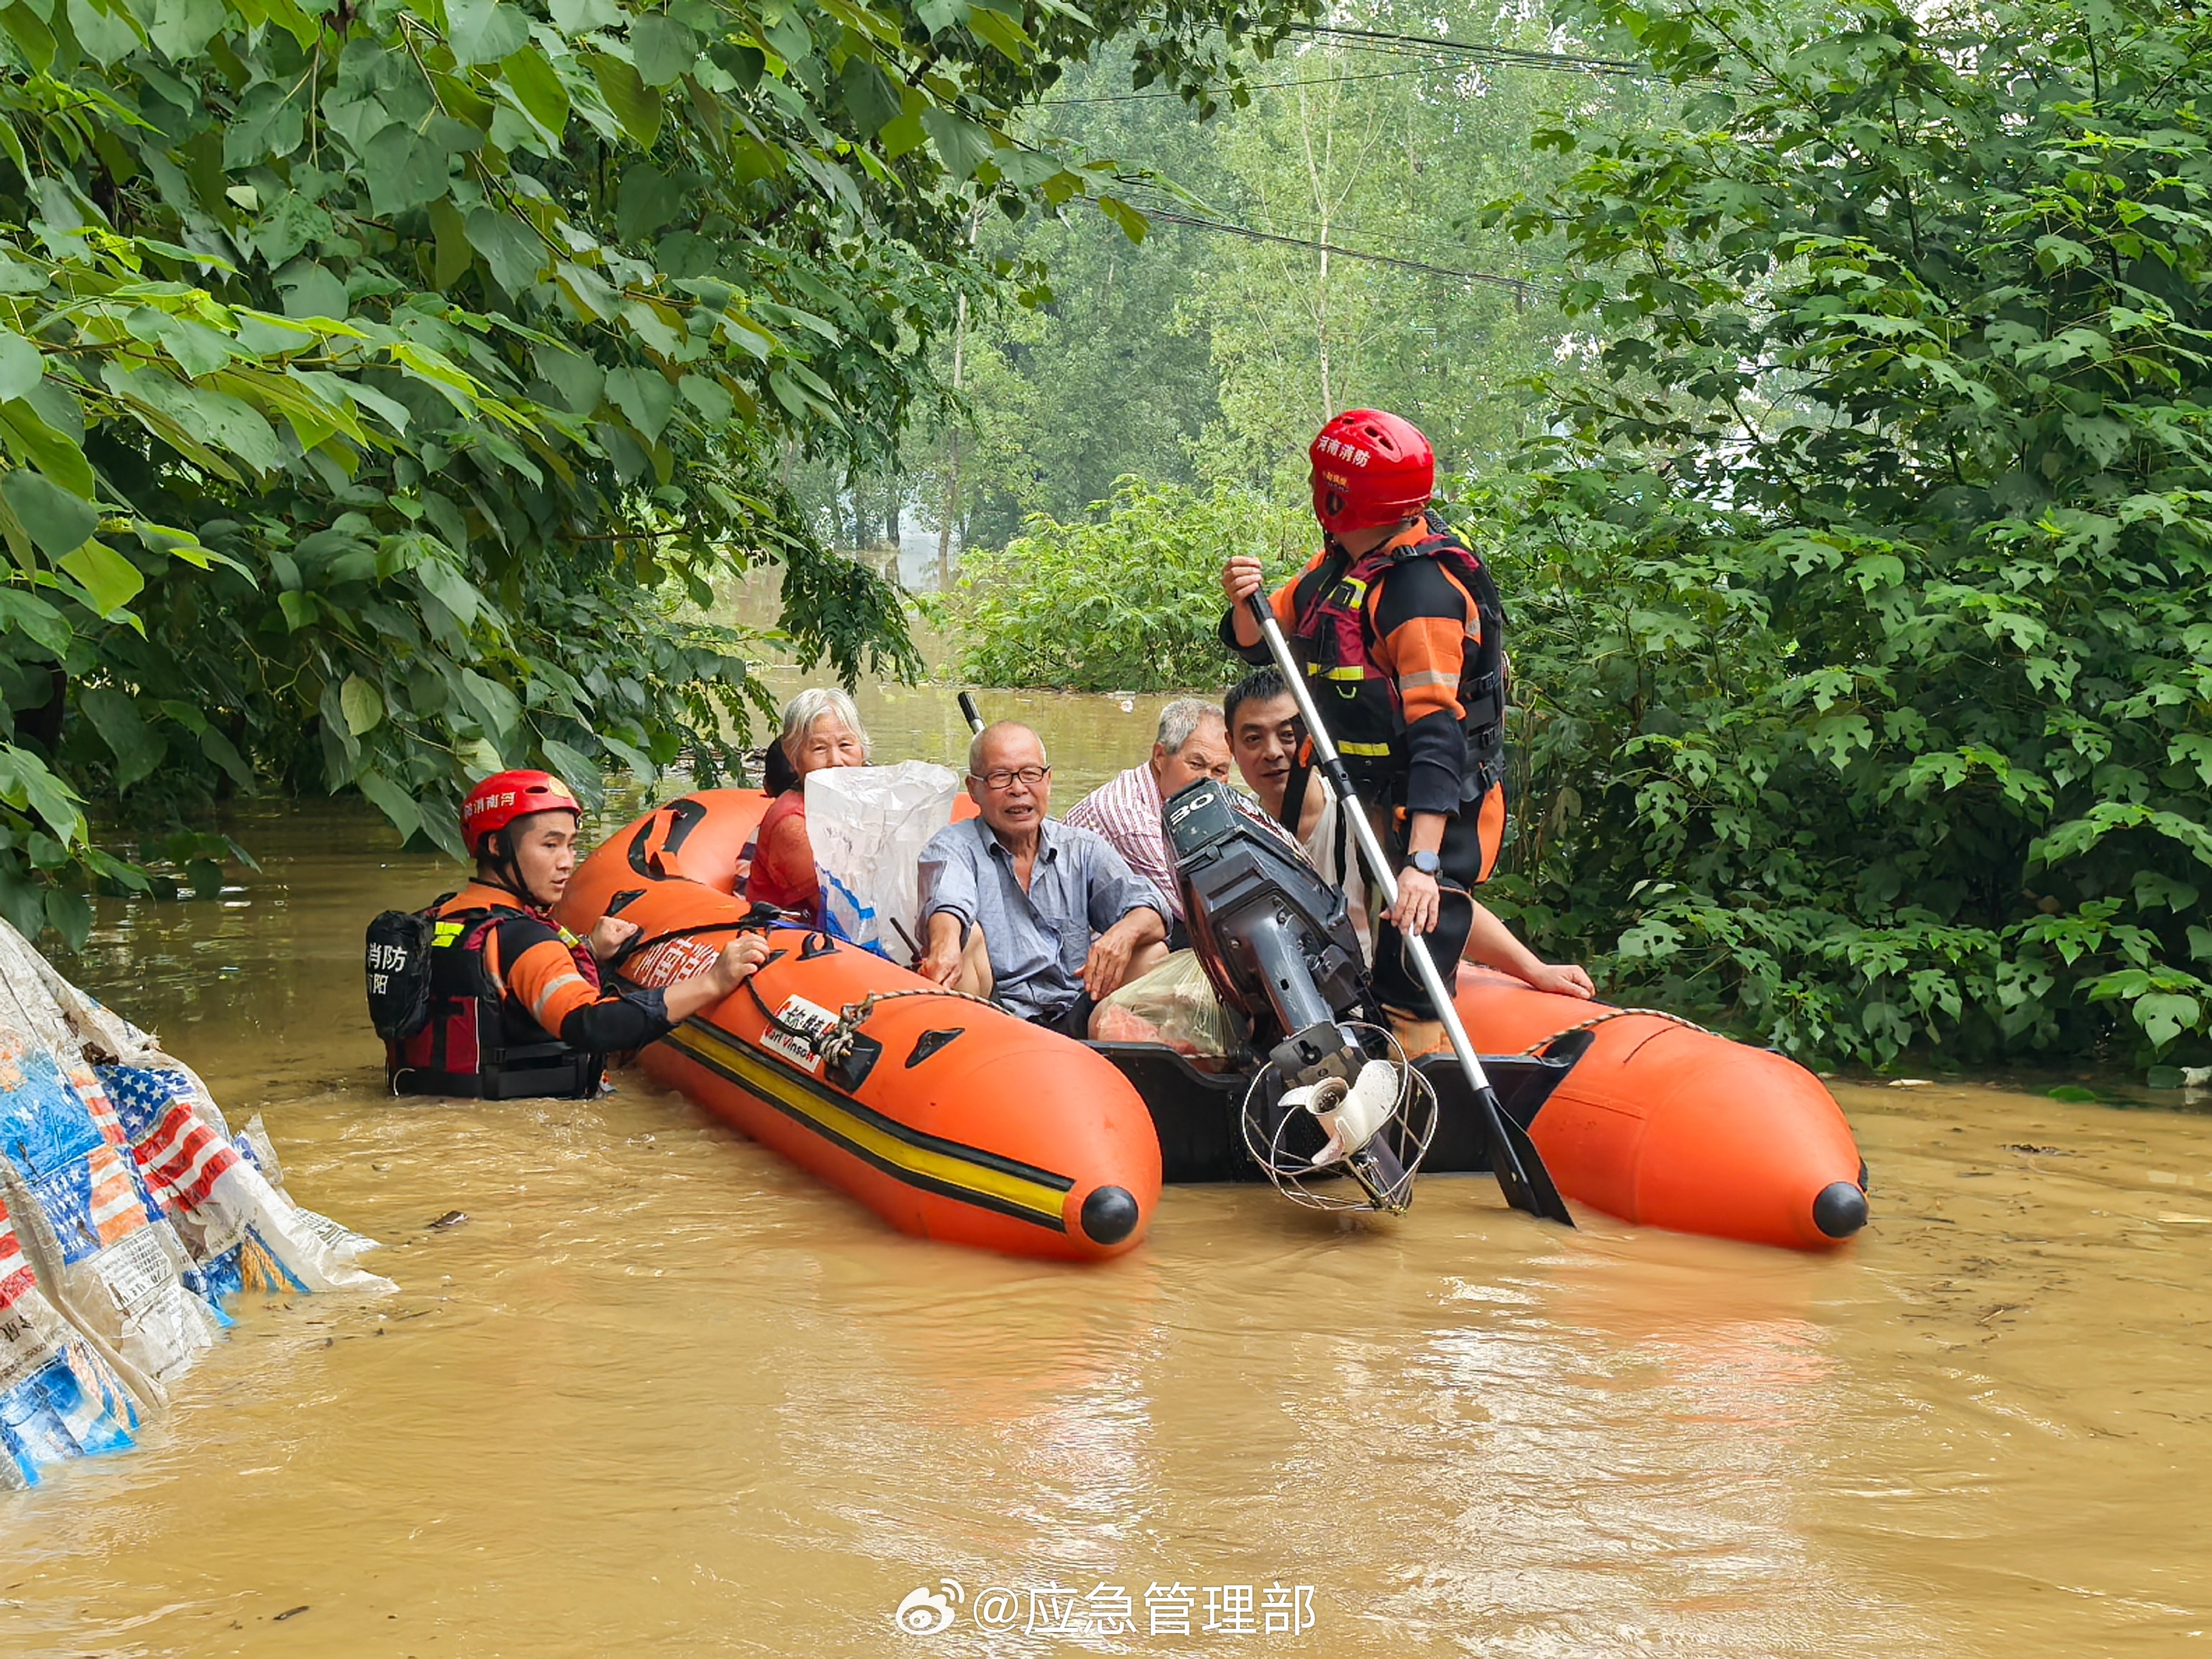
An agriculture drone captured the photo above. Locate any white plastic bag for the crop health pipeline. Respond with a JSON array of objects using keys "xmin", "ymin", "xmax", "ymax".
[{"xmin": 807, "ymin": 761, "xmax": 960, "ymax": 965}]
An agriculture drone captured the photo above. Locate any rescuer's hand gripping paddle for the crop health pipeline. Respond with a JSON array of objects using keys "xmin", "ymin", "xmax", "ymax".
[{"xmin": 1244, "ymin": 594, "xmax": 1575, "ymax": 1226}]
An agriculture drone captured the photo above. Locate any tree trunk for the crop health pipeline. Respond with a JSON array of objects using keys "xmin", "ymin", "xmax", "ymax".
[{"xmin": 936, "ymin": 207, "xmax": 981, "ymax": 592}]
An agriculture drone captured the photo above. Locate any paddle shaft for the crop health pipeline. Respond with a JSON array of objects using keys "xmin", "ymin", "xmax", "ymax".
[{"xmin": 1244, "ymin": 594, "xmax": 1573, "ymax": 1225}]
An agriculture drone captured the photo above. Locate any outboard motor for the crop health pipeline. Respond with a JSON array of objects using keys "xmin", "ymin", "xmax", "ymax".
[{"xmin": 1165, "ymin": 779, "xmax": 1435, "ymax": 1211}]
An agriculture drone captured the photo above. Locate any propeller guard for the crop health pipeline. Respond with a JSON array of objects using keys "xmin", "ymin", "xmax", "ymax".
[{"xmin": 1239, "ymin": 1022, "xmax": 1439, "ymax": 1213}]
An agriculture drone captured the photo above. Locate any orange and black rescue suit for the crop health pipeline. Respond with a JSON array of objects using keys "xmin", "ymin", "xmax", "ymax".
[
  {"xmin": 1220, "ymin": 510, "xmax": 1508, "ymax": 1018},
  {"xmin": 386, "ymin": 885, "xmax": 673, "ymax": 1098}
]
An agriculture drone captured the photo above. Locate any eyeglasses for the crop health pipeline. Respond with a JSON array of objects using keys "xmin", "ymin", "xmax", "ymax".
[{"xmin": 976, "ymin": 765, "xmax": 1049, "ymax": 791}]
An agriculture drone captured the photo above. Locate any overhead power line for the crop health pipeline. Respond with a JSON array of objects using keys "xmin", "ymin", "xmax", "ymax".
[
  {"xmin": 1284, "ymin": 22, "xmax": 1652, "ymax": 78},
  {"xmin": 1140, "ymin": 207, "xmax": 1534, "ymax": 297},
  {"xmin": 1040, "ymin": 65, "xmax": 1452, "ymax": 104}
]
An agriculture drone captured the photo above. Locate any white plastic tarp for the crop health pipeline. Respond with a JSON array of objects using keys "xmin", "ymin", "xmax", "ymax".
[{"xmin": 807, "ymin": 761, "xmax": 960, "ymax": 966}]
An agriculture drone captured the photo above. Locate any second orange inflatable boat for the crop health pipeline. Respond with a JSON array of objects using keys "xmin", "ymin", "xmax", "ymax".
[{"xmin": 561, "ymin": 790, "xmax": 1867, "ymax": 1258}]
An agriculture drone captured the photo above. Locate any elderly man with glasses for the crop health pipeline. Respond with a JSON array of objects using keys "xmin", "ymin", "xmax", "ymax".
[{"xmin": 918, "ymin": 720, "xmax": 1170, "ymax": 1037}]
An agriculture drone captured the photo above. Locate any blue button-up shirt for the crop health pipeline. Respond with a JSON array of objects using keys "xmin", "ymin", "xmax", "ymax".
[{"xmin": 918, "ymin": 816, "xmax": 1169, "ymax": 1023}]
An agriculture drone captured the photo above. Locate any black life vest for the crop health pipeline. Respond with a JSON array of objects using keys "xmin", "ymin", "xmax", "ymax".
[
  {"xmin": 380, "ymin": 894, "xmax": 606, "ymax": 1101},
  {"xmin": 1288, "ymin": 510, "xmax": 1508, "ymax": 804}
]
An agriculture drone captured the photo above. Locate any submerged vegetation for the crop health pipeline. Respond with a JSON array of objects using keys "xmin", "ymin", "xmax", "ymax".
[{"xmin": 943, "ymin": 478, "xmax": 1307, "ymax": 692}]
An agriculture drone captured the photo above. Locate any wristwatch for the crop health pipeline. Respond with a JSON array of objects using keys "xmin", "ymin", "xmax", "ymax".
[{"xmin": 1408, "ymin": 849, "xmax": 1442, "ymax": 877}]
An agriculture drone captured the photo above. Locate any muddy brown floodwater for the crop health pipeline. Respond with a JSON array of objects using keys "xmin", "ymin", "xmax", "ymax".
[{"xmin": 2, "ymin": 682, "xmax": 2209, "ymax": 1657}]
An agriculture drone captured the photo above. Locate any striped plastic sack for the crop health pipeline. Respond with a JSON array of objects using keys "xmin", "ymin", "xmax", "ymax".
[
  {"xmin": 97, "ymin": 1064, "xmax": 392, "ymax": 1301},
  {"xmin": 0, "ymin": 1189, "xmax": 138, "ymax": 1488},
  {"xmin": 0, "ymin": 914, "xmax": 392, "ymax": 1493},
  {"xmin": 0, "ymin": 916, "xmax": 390, "ymax": 1307},
  {"xmin": 0, "ymin": 1028, "xmax": 220, "ymax": 1387}
]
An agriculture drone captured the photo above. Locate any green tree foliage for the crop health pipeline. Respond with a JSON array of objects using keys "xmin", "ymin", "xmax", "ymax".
[
  {"xmin": 1476, "ymin": 0, "xmax": 2212, "ymax": 1070},
  {"xmin": 1175, "ymin": 6, "xmax": 1602, "ymax": 493},
  {"xmin": 918, "ymin": 2, "xmax": 1620, "ymax": 552},
  {"xmin": 945, "ymin": 475, "xmax": 1305, "ymax": 690},
  {"xmin": 894, "ymin": 48, "xmax": 1232, "ymax": 556},
  {"xmin": 0, "ymin": 0, "xmax": 1319, "ymax": 941}
]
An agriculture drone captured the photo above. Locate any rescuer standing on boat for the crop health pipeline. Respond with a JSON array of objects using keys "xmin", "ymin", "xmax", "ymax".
[
  {"xmin": 1218, "ymin": 410, "xmax": 1510, "ymax": 1050},
  {"xmin": 376, "ymin": 770, "xmax": 770, "ymax": 1098}
]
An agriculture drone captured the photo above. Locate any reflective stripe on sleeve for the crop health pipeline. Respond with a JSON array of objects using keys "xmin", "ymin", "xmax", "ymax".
[{"xmin": 529, "ymin": 971, "xmax": 590, "ymax": 1025}]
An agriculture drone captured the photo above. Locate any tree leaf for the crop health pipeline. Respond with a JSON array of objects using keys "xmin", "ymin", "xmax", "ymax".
[
  {"xmin": 199, "ymin": 724, "xmax": 253, "ymax": 788},
  {"xmin": 604, "ymin": 365, "xmax": 676, "ymax": 440},
  {"xmin": 415, "ymin": 556, "xmax": 483, "ymax": 627},
  {"xmin": 78, "ymin": 686, "xmax": 164, "ymax": 791},
  {"xmin": 500, "ymin": 45, "xmax": 570, "ymax": 137},
  {"xmin": 920, "ymin": 108, "xmax": 994, "ymax": 182},
  {"xmin": 459, "ymin": 667, "xmax": 521, "ymax": 739},
  {"xmin": 224, "ymin": 78, "xmax": 306, "ymax": 167},
  {"xmin": 0, "ymin": 741, "xmax": 82, "ymax": 841},
  {"xmin": 364, "ymin": 124, "xmax": 453, "ymax": 215},
  {"xmin": 147, "ymin": 0, "xmax": 223, "ymax": 60},
  {"xmin": 447, "ymin": 0, "xmax": 527, "ymax": 66},
  {"xmin": 616, "ymin": 163, "xmax": 684, "ymax": 241},
  {"xmin": 430, "ymin": 196, "xmax": 473, "ymax": 289},
  {"xmin": 548, "ymin": 0, "xmax": 618, "ymax": 29},
  {"xmin": 465, "ymin": 207, "xmax": 547, "ymax": 294},
  {"xmin": 524, "ymin": 344, "xmax": 600, "ymax": 416},
  {"xmin": 59, "ymin": 542, "xmax": 147, "ymax": 616},
  {"xmin": 838, "ymin": 56, "xmax": 900, "ymax": 133},
  {"xmin": 538, "ymin": 735, "xmax": 599, "ymax": 791},
  {"xmin": 43, "ymin": 887, "xmax": 89, "ymax": 948},
  {"xmin": 276, "ymin": 260, "xmax": 349, "ymax": 321},
  {"xmin": 0, "ymin": 3, "xmax": 56, "ymax": 71},
  {"xmin": 0, "ymin": 401, "xmax": 96, "ymax": 498},
  {"xmin": 0, "ymin": 586, "xmax": 70, "ymax": 655},
  {"xmin": 65, "ymin": 0, "xmax": 139, "ymax": 63},
  {"xmin": 1, "ymin": 468, "xmax": 95, "ymax": 557},
  {"xmin": 339, "ymin": 672, "xmax": 385, "ymax": 735},
  {"xmin": 965, "ymin": 3, "xmax": 1029, "ymax": 60},
  {"xmin": 678, "ymin": 372, "xmax": 732, "ymax": 423},
  {"xmin": 358, "ymin": 767, "xmax": 423, "ymax": 842},
  {"xmin": 1096, "ymin": 194, "xmax": 1149, "ymax": 244},
  {"xmin": 630, "ymin": 14, "xmax": 697, "ymax": 87},
  {"xmin": 590, "ymin": 53, "xmax": 662, "ymax": 146}
]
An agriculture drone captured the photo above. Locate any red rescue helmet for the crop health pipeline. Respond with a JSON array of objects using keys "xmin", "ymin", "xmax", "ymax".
[
  {"xmin": 1309, "ymin": 409, "xmax": 1435, "ymax": 536},
  {"xmin": 461, "ymin": 769, "xmax": 581, "ymax": 856}
]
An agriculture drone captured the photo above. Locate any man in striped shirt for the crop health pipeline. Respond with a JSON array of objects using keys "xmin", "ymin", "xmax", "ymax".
[
  {"xmin": 1065, "ymin": 699, "xmax": 1296, "ymax": 946},
  {"xmin": 1063, "ymin": 699, "xmax": 1230, "ymax": 940}
]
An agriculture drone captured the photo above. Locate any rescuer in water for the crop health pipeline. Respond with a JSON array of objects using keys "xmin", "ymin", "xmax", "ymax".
[{"xmin": 382, "ymin": 770, "xmax": 770, "ymax": 1098}]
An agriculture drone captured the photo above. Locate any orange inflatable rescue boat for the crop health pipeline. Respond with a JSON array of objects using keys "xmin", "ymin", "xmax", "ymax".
[
  {"xmin": 559, "ymin": 791, "xmax": 1161, "ymax": 1262},
  {"xmin": 559, "ymin": 790, "xmax": 1867, "ymax": 1258}
]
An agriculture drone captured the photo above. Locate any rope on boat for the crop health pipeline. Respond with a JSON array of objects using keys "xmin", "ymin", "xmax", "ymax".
[
  {"xmin": 817, "ymin": 986, "xmax": 1005, "ymax": 1070},
  {"xmin": 1516, "ymin": 1005, "xmax": 1711, "ymax": 1057}
]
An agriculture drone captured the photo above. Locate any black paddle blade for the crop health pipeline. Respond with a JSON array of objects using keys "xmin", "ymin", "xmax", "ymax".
[{"xmin": 1475, "ymin": 1084, "xmax": 1575, "ymax": 1226}]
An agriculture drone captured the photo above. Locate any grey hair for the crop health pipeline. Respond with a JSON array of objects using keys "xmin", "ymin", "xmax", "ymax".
[
  {"xmin": 779, "ymin": 686, "xmax": 871, "ymax": 763},
  {"xmin": 1155, "ymin": 697, "xmax": 1223, "ymax": 756},
  {"xmin": 968, "ymin": 720, "xmax": 1048, "ymax": 778}
]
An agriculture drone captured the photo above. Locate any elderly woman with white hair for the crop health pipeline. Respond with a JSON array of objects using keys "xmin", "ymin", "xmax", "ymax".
[{"xmin": 745, "ymin": 687, "xmax": 871, "ymax": 916}]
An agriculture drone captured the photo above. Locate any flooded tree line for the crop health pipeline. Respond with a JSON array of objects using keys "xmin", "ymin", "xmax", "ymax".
[{"xmin": 2, "ymin": 0, "xmax": 2207, "ymax": 1076}]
